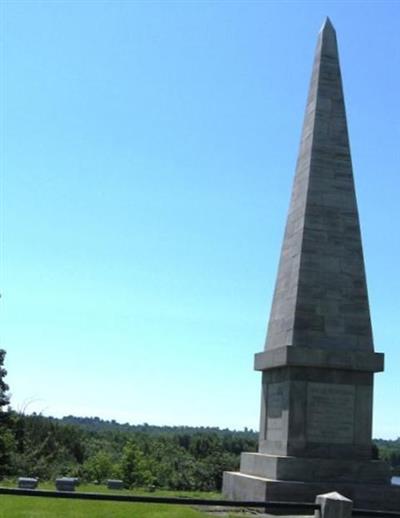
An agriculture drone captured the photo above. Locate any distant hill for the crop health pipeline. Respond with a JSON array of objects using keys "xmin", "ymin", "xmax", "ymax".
[{"xmin": 50, "ymin": 414, "xmax": 258, "ymax": 438}]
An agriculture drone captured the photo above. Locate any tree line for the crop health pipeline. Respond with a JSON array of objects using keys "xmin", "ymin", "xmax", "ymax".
[
  {"xmin": 1, "ymin": 349, "xmax": 399, "ymax": 489},
  {"xmin": 374, "ymin": 438, "xmax": 400, "ymax": 476},
  {"xmin": 0, "ymin": 412, "xmax": 257, "ymax": 490},
  {"xmin": 0, "ymin": 349, "xmax": 257, "ymax": 489}
]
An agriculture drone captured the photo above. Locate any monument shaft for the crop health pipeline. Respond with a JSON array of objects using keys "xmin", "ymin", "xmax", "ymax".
[{"xmin": 266, "ymin": 18, "xmax": 372, "ymax": 353}]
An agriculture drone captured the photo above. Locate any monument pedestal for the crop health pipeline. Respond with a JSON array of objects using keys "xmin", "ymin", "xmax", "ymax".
[
  {"xmin": 222, "ymin": 355, "xmax": 399, "ymax": 510},
  {"xmin": 223, "ymin": 471, "xmax": 400, "ymax": 511},
  {"xmin": 239, "ymin": 453, "xmax": 390, "ymax": 484},
  {"xmin": 222, "ymin": 346, "xmax": 398, "ymax": 508},
  {"xmin": 254, "ymin": 349, "xmax": 383, "ymax": 464}
]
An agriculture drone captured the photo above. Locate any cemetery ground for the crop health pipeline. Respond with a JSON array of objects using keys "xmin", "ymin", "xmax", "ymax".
[
  {"xmin": 0, "ymin": 496, "xmax": 208, "ymax": 518},
  {"xmin": 0, "ymin": 482, "xmax": 241, "ymax": 518}
]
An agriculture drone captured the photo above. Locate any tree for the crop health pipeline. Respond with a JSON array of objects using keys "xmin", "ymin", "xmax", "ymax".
[
  {"xmin": 0, "ymin": 349, "xmax": 10, "ymax": 411},
  {"xmin": 0, "ymin": 349, "xmax": 14, "ymax": 478},
  {"xmin": 83, "ymin": 451, "xmax": 114, "ymax": 482},
  {"xmin": 120, "ymin": 440, "xmax": 155, "ymax": 488}
]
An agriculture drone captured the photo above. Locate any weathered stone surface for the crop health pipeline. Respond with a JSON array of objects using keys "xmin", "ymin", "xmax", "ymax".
[
  {"xmin": 265, "ymin": 16, "xmax": 373, "ymax": 353},
  {"xmin": 254, "ymin": 17, "xmax": 383, "ymax": 463},
  {"xmin": 239, "ymin": 453, "xmax": 390, "ymax": 484},
  {"xmin": 258, "ymin": 367, "xmax": 374, "ymax": 459},
  {"xmin": 315, "ymin": 492, "xmax": 352, "ymax": 518},
  {"xmin": 254, "ymin": 346, "xmax": 384, "ymax": 372},
  {"xmin": 18, "ymin": 477, "xmax": 38, "ymax": 489},
  {"xmin": 107, "ymin": 479, "xmax": 124, "ymax": 489},
  {"xmin": 222, "ymin": 18, "xmax": 392, "ymax": 510},
  {"xmin": 307, "ymin": 382, "xmax": 355, "ymax": 443},
  {"xmin": 223, "ymin": 472, "xmax": 400, "ymax": 511},
  {"xmin": 55, "ymin": 477, "xmax": 77, "ymax": 492}
]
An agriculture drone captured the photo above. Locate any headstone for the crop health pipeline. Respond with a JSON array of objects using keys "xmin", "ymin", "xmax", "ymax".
[
  {"xmin": 107, "ymin": 479, "xmax": 124, "ymax": 490},
  {"xmin": 222, "ymin": 18, "xmax": 400, "ymax": 511},
  {"xmin": 18, "ymin": 477, "xmax": 38, "ymax": 489},
  {"xmin": 55, "ymin": 477, "xmax": 77, "ymax": 491},
  {"xmin": 315, "ymin": 492, "xmax": 352, "ymax": 518}
]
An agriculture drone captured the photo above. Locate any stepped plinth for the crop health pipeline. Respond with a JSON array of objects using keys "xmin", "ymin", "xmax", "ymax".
[{"xmin": 222, "ymin": 18, "xmax": 400, "ymax": 511}]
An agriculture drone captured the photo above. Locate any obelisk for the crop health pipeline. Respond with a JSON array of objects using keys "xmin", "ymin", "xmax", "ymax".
[{"xmin": 223, "ymin": 19, "xmax": 399, "ymax": 510}]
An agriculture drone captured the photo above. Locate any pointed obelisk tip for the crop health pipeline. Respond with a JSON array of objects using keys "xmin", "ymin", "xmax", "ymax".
[{"xmin": 320, "ymin": 16, "xmax": 335, "ymax": 33}]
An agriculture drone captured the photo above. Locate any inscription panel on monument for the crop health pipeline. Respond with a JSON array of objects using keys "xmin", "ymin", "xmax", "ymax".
[
  {"xmin": 306, "ymin": 382, "xmax": 355, "ymax": 444},
  {"xmin": 266, "ymin": 382, "xmax": 286, "ymax": 441}
]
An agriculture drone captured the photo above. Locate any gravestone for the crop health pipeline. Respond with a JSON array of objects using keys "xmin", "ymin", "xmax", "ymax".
[
  {"xmin": 315, "ymin": 492, "xmax": 353, "ymax": 518},
  {"xmin": 55, "ymin": 477, "xmax": 78, "ymax": 491},
  {"xmin": 18, "ymin": 477, "xmax": 38, "ymax": 489},
  {"xmin": 222, "ymin": 18, "xmax": 400, "ymax": 511},
  {"xmin": 107, "ymin": 479, "xmax": 124, "ymax": 490}
]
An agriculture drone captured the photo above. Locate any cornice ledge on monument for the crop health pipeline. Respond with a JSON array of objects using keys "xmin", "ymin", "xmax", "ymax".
[{"xmin": 254, "ymin": 345, "xmax": 384, "ymax": 373}]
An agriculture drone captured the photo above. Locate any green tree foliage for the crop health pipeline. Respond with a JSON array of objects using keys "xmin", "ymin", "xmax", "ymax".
[
  {"xmin": 374, "ymin": 438, "xmax": 400, "ymax": 475},
  {"xmin": 9, "ymin": 414, "xmax": 88, "ymax": 479},
  {"xmin": 1, "ymin": 412, "xmax": 256, "ymax": 489},
  {"xmin": 0, "ymin": 350, "xmax": 15, "ymax": 478},
  {"xmin": 0, "ymin": 349, "xmax": 10, "ymax": 410},
  {"xmin": 1, "ymin": 401, "xmax": 398, "ymax": 488},
  {"xmin": 120, "ymin": 440, "xmax": 155, "ymax": 487},
  {"xmin": 83, "ymin": 450, "xmax": 115, "ymax": 483}
]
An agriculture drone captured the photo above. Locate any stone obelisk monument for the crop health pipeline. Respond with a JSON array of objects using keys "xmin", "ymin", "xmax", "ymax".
[{"xmin": 223, "ymin": 19, "xmax": 399, "ymax": 510}]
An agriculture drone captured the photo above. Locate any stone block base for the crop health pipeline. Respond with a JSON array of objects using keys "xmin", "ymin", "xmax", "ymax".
[
  {"xmin": 240, "ymin": 453, "xmax": 390, "ymax": 484},
  {"xmin": 222, "ymin": 471, "xmax": 400, "ymax": 511}
]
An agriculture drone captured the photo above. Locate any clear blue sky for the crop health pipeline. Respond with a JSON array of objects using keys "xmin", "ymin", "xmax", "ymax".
[{"xmin": 1, "ymin": 1, "xmax": 399, "ymax": 439}]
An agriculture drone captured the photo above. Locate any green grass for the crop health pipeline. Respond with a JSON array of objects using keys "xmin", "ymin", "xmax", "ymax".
[
  {"xmin": 0, "ymin": 482, "xmax": 238, "ymax": 517},
  {"xmin": 0, "ymin": 495, "xmax": 211, "ymax": 518},
  {"xmin": 0, "ymin": 480, "xmax": 220, "ymax": 498}
]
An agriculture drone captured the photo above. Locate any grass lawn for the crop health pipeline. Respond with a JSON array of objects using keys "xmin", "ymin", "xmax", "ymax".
[
  {"xmin": 0, "ymin": 482, "xmax": 238, "ymax": 517},
  {"xmin": 0, "ymin": 480, "xmax": 220, "ymax": 498},
  {"xmin": 0, "ymin": 495, "xmax": 214, "ymax": 518}
]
